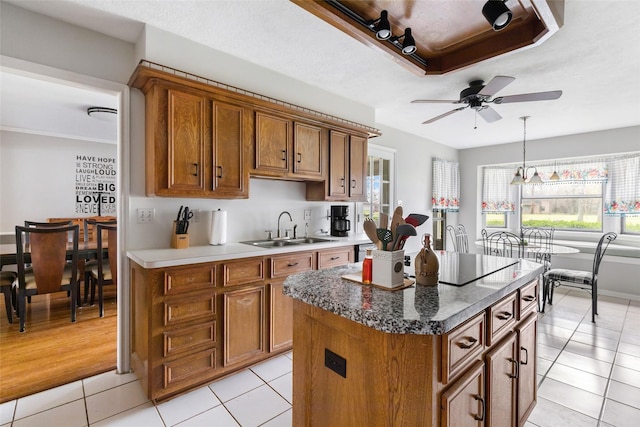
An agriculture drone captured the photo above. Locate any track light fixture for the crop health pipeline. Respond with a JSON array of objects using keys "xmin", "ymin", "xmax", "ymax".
[
  {"xmin": 482, "ymin": 0, "xmax": 513, "ymax": 31},
  {"xmin": 390, "ymin": 28, "xmax": 417, "ymax": 55},
  {"xmin": 367, "ymin": 10, "xmax": 391, "ymax": 40}
]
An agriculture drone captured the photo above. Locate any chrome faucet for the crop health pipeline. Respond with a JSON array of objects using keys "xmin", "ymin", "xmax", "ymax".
[{"xmin": 277, "ymin": 211, "xmax": 293, "ymax": 239}]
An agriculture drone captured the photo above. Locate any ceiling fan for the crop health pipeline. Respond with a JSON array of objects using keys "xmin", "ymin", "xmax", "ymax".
[{"xmin": 411, "ymin": 76, "xmax": 562, "ymax": 124}]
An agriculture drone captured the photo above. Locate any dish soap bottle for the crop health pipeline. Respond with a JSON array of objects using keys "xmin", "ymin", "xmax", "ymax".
[
  {"xmin": 362, "ymin": 249, "xmax": 373, "ymax": 284},
  {"xmin": 415, "ymin": 233, "xmax": 439, "ymax": 286}
]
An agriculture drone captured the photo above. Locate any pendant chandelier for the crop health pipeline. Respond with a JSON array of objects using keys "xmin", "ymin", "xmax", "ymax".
[{"xmin": 510, "ymin": 116, "xmax": 543, "ymax": 185}]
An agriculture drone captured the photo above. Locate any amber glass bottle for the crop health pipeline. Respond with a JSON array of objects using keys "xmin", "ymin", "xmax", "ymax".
[{"xmin": 362, "ymin": 249, "xmax": 373, "ymax": 284}]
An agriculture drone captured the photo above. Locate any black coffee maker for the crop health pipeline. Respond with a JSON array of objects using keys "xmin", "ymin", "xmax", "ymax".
[{"xmin": 330, "ymin": 205, "xmax": 351, "ymax": 237}]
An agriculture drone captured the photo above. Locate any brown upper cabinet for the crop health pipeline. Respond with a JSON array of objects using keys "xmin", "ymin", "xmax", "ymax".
[
  {"xmin": 306, "ymin": 130, "xmax": 368, "ymax": 201},
  {"xmin": 253, "ymin": 112, "xmax": 325, "ymax": 181},
  {"xmin": 137, "ymin": 80, "xmax": 249, "ymax": 198},
  {"xmin": 129, "ymin": 62, "xmax": 378, "ymax": 200}
]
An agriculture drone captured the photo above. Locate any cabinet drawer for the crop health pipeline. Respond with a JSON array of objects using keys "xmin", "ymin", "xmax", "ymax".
[
  {"xmin": 487, "ymin": 292, "xmax": 518, "ymax": 346},
  {"xmin": 164, "ymin": 265, "xmax": 215, "ymax": 295},
  {"xmin": 518, "ymin": 279, "xmax": 539, "ymax": 320},
  {"xmin": 271, "ymin": 252, "xmax": 314, "ymax": 278},
  {"xmin": 163, "ymin": 348, "xmax": 216, "ymax": 389},
  {"xmin": 163, "ymin": 321, "xmax": 216, "ymax": 358},
  {"xmin": 164, "ymin": 294, "xmax": 216, "ymax": 326},
  {"xmin": 221, "ymin": 258, "xmax": 264, "ymax": 287},
  {"xmin": 317, "ymin": 247, "xmax": 353, "ymax": 269},
  {"xmin": 442, "ymin": 311, "xmax": 486, "ymax": 384}
]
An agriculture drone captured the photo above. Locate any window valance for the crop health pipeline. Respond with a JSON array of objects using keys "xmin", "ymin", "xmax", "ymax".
[
  {"xmin": 482, "ymin": 167, "xmax": 517, "ymax": 213},
  {"xmin": 432, "ymin": 158, "xmax": 460, "ymax": 212},
  {"xmin": 534, "ymin": 158, "xmax": 608, "ymax": 183},
  {"xmin": 604, "ymin": 153, "xmax": 640, "ymax": 216}
]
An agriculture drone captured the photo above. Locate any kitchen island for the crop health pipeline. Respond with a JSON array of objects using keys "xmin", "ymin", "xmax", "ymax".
[{"xmin": 283, "ymin": 252, "xmax": 544, "ymax": 427}]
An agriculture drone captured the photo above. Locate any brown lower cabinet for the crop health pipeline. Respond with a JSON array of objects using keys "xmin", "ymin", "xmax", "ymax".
[
  {"xmin": 130, "ymin": 246, "xmax": 353, "ymax": 402},
  {"xmin": 292, "ymin": 278, "xmax": 539, "ymax": 426}
]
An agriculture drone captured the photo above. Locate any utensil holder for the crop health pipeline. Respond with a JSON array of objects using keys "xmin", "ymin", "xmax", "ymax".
[
  {"xmin": 372, "ymin": 249, "xmax": 405, "ymax": 288},
  {"xmin": 171, "ymin": 221, "xmax": 189, "ymax": 249}
]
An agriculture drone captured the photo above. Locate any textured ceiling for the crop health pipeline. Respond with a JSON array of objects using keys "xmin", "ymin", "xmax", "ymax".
[{"xmin": 3, "ymin": 0, "xmax": 640, "ymax": 149}]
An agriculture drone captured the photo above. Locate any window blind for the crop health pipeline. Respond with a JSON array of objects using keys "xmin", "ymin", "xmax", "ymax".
[
  {"xmin": 482, "ymin": 167, "xmax": 517, "ymax": 213},
  {"xmin": 604, "ymin": 153, "xmax": 640, "ymax": 215},
  {"xmin": 432, "ymin": 158, "xmax": 460, "ymax": 212}
]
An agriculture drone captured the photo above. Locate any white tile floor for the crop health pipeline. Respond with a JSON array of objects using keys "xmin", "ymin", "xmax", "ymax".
[{"xmin": 1, "ymin": 289, "xmax": 638, "ymax": 427}]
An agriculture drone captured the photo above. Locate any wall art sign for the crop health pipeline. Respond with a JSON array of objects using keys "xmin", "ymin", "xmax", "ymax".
[{"xmin": 75, "ymin": 155, "xmax": 117, "ymax": 215}]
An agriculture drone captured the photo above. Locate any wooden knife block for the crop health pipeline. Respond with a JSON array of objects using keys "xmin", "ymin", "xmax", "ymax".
[{"xmin": 171, "ymin": 221, "xmax": 189, "ymax": 249}]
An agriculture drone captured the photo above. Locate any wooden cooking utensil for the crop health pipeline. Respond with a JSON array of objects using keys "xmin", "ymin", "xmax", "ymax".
[
  {"xmin": 379, "ymin": 212, "xmax": 389, "ymax": 230},
  {"xmin": 363, "ymin": 219, "xmax": 379, "ymax": 246},
  {"xmin": 390, "ymin": 206, "xmax": 404, "ymax": 238}
]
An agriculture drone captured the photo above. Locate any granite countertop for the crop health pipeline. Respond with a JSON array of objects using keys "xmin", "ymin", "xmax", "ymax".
[
  {"xmin": 127, "ymin": 233, "xmax": 372, "ymax": 268},
  {"xmin": 283, "ymin": 251, "xmax": 544, "ymax": 335}
]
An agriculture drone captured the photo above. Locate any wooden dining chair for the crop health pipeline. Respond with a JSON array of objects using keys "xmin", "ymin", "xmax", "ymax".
[
  {"xmin": 15, "ymin": 224, "xmax": 80, "ymax": 332},
  {"xmin": 83, "ymin": 216, "xmax": 117, "ymax": 243},
  {"xmin": 83, "ymin": 219, "xmax": 116, "ymax": 307},
  {"xmin": 481, "ymin": 229, "xmax": 524, "ymax": 258},
  {"xmin": 86, "ymin": 222, "xmax": 117, "ymax": 317},
  {"xmin": 1, "ymin": 270, "xmax": 18, "ymax": 323},
  {"xmin": 543, "ymin": 232, "xmax": 616, "ymax": 322}
]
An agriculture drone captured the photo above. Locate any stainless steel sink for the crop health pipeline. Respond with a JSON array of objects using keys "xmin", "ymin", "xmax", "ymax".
[{"xmin": 240, "ymin": 237, "xmax": 334, "ymax": 248}]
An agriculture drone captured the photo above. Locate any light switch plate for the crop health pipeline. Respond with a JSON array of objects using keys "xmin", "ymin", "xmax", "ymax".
[
  {"xmin": 304, "ymin": 209, "xmax": 312, "ymax": 220},
  {"xmin": 137, "ymin": 208, "xmax": 154, "ymax": 223}
]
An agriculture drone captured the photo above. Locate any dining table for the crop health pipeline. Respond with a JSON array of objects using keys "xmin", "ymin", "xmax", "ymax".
[
  {"xmin": 0, "ymin": 240, "xmax": 108, "ymax": 268},
  {"xmin": 473, "ymin": 240, "xmax": 580, "ymax": 255}
]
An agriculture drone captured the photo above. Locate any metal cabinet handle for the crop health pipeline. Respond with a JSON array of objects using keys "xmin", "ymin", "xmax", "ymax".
[
  {"xmin": 281, "ymin": 150, "xmax": 287, "ymax": 162},
  {"xmin": 522, "ymin": 295, "xmax": 536, "ymax": 302},
  {"xmin": 340, "ymin": 178, "xmax": 345, "ymax": 187},
  {"xmin": 330, "ymin": 256, "xmax": 340, "ymax": 261},
  {"xmin": 192, "ymin": 163, "xmax": 199, "ymax": 176},
  {"xmin": 297, "ymin": 153, "xmax": 302, "ymax": 163},
  {"xmin": 216, "ymin": 165, "xmax": 223, "ymax": 179},
  {"xmin": 497, "ymin": 311, "xmax": 513, "ymax": 320},
  {"xmin": 287, "ymin": 262, "xmax": 299, "ymax": 267},
  {"xmin": 521, "ymin": 346, "xmax": 529, "ymax": 365},
  {"xmin": 473, "ymin": 395, "xmax": 485, "ymax": 421},
  {"xmin": 352, "ymin": 179, "xmax": 356, "ymax": 188},
  {"xmin": 457, "ymin": 336, "xmax": 478, "ymax": 349},
  {"xmin": 508, "ymin": 358, "xmax": 519, "ymax": 379}
]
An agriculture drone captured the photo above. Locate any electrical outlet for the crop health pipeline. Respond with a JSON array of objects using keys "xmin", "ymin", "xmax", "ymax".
[
  {"xmin": 192, "ymin": 209, "xmax": 200, "ymax": 223},
  {"xmin": 137, "ymin": 208, "xmax": 154, "ymax": 223},
  {"xmin": 304, "ymin": 209, "xmax": 312, "ymax": 220}
]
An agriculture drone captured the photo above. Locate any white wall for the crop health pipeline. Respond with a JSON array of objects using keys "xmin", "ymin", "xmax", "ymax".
[
  {"xmin": 372, "ymin": 124, "xmax": 458, "ymax": 254},
  {"xmin": 458, "ymin": 126, "xmax": 640, "ymax": 298},
  {"xmin": 0, "ymin": 131, "xmax": 117, "ymax": 233}
]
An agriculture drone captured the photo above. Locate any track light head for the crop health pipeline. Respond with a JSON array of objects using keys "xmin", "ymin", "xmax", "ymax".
[
  {"xmin": 390, "ymin": 28, "xmax": 417, "ymax": 56},
  {"xmin": 373, "ymin": 10, "xmax": 391, "ymax": 40},
  {"xmin": 482, "ymin": 0, "xmax": 513, "ymax": 31}
]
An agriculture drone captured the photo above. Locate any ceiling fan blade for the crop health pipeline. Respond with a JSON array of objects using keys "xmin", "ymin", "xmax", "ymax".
[
  {"xmin": 478, "ymin": 76, "xmax": 515, "ymax": 97},
  {"xmin": 477, "ymin": 106, "xmax": 502, "ymax": 123},
  {"xmin": 422, "ymin": 106, "xmax": 467, "ymax": 124},
  {"xmin": 493, "ymin": 90, "xmax": 562, "ymax": 104},
  {"xmin": 411, "ymin": 99, "xmax": 459, "ymax": 104}
]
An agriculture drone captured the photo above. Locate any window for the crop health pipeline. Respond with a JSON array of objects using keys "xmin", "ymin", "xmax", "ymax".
[
  {"xmin": 521, "ymin": 182, "xmax": 603, "ymax": 231},
  {"xmin": 364, "ymin": 145, "xmax": 396, "ymax": 225},
  {"xmin": 623, "ymin": 216, "xmax": 640, "ymax": 235},
  {"xmin": 485, "ymin": 212, "xmax": 507, "ymax": 228}
]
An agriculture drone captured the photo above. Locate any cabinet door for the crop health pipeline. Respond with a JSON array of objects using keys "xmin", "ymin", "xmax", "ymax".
[
  {"xmin": 293, "ymin": 122, "xmax": 324, "ymax": 179},
  {"xmin": 167, "ymin": 89, "xmax": 207, "ymax": 192},
  {"xmin": 223, "ymin": 286, "xmax": 265, "ymax": 366},
  {"xmin": 485, "ymin": 331, "xmax": 517, "ymax": 427},
  {"xmin": 441, "ymin": 360, "xmax": 485, "ymax": 427},
  {"xmin": 328, "ymin": 130, "xmax": 348, "ymax": 198},
  {"xmin": 269, "ymin": 281, "xmax": 293, "ymax": 351},
  {"xmin": 255, "ymin": 112, "xmax": 290, "ymax": 174},
  {"xmin": 213, "ymin": 102, "xmax": 247, "ymax": 197},
  {"xmin": 517, "ymin": 313, "xmax": 537, "ymax": 426},
  {"xmin": 349, "ymin": 135, "xmax": 367, "ymax": 200}
]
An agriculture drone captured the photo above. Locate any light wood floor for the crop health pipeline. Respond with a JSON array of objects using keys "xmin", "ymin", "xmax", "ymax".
[{"xmin": 0, "ymin": 286, "xmax": 117, "ymax": 403}]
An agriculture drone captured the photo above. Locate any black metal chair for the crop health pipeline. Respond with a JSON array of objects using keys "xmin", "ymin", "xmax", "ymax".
[
  {"xmin": 481, "ymin": 229, "xmax": 524, "ymax": 258},
  {"xmin": 521, "ymin": 226, "xmax": 554, "ymax": 271},
  {"xmin": 15, "ymin": 224, "xmax": 80, "ymax": 332},
  {"xmin": 543, "ymin": 232, "xmax": 617, "ymax": 322}
]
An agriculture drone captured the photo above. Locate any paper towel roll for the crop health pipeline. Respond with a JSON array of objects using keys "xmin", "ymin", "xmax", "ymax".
[{"xmin": 209, "ymin": 209, "xmax": 227, "ymax": 245}]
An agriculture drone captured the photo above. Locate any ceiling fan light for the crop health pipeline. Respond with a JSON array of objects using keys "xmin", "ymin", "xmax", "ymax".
[
  {"xmin": 374, "ymin": 10, "xmax": 391, "ymax": 40},
  {"xmin": 482, "ymin": 1, "xmax": 513, "ymax": 31},
  {"xmin": 401, "ymin": 28, "xmax": 417, "ymax": 55}
]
